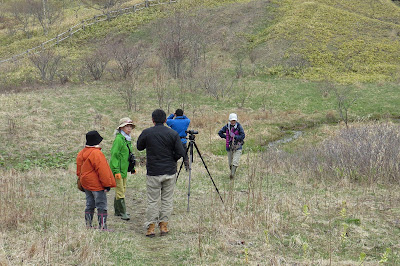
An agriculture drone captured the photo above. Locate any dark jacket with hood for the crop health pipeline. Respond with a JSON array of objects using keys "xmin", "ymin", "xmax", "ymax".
[
  {"xmin": 218, "ymin": 122, "xmax": 245, "ymax": 151},
  {"xmin": 137, "ymin": 123, "xmax": 185, "ymax": 176}
]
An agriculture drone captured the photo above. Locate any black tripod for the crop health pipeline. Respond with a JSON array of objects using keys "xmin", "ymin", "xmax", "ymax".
[{"xmin": 177, "ymin": 131, "xmax": 224, "ymax": 212}]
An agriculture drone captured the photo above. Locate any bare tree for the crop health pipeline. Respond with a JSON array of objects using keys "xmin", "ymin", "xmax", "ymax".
[
  {"xmin": 110, "ymin": 37, "xmax": 146, "ymax": 80},
  {"xmin": 157, "ymin": 12, "xmax": 188, "ymax": 79},
  {"xmin": 196, "ymin": 60, "xmax": 234, "ymax": 100},
  {"xmin": 323, "ymin": 82, "xmax": 359, "ymax": 129},
  {"xmin": 84, "ymin": 47, "xmax": 110, "ymax": 80},
  {"xmin": 234, "ymin": 81, "xmax": 250, "ymax": 108},
  {"xmin": 153, "ymin": 64, "xmax": 167, "ymax": 108},
  {"xmin": 29, "ymin": 49, "xmax": 63, "ymax": 82},
  {"xmin": 117, "ymin": 48, "xmax": 146, "ymax": 111},
  {"xmin": 155, "ymin": 11, "xmax": 209, "ymax": 80},
  {"xmin": 29, "ymin": 0, "xmax": 63, "ymax": 35},
  {"xmin": 249, "ymin": 48, "xmax": 259, "ymax": 76},
  {"xmin": 82, "ymin": 0, "xmax": 127, "ymax": 16},
  {"xmin": 8, "ymin": 0, "xmax": 36, "ymax": 38}
]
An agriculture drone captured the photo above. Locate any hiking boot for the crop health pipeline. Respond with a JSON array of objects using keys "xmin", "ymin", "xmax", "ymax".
[
  {"xmin": 85, "ymin": 211, "xmax": 94, "ymax": 228},
  {"xmin": 146, "ymin": 224, "xmax": 155, "ymax": 238},
  {"xmin": 159, "ymin": 221, "xmax": 169, "ymax": 236}
]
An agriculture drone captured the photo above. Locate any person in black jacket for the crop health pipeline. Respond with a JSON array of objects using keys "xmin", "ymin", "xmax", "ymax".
[{"xmin": 137, "ymin": 109, "xmax": 185, "ymax": 237}]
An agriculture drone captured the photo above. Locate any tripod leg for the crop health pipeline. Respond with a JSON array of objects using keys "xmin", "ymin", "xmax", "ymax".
[
  {"xmin": 193, "ymin": 142, "xmax": 224, "ymax": 204},
  {"xmin": 176, "ymin": 142, "xmax": 190, "ymax": 181},
  {"xmin": 187, "ymin": 142, "xmax": 193, "ymax": 212}
]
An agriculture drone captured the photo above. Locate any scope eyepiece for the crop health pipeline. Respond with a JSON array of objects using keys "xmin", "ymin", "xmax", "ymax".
[{"xmin": 186, "ymin": 130, "xmax": 198, "ymax": 135}]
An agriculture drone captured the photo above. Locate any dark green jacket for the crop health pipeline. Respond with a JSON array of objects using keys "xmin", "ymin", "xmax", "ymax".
[{"xmin": 110, "ymin": 133, "xmax": 133, "ymax": 178}]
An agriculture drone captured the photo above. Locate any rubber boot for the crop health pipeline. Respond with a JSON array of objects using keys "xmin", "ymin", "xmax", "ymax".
[
  {"xmin": 120, "ymin": 198, "xmax": 130, "ymax": 221},
  {"xmin": 114, "ymin": 198, "xmax": 122, "ymax": 217},
  {"xmin": 85, "ymin": 211, "xmax": 94, "ymax": 228},
  {"xmin": 146, "ymin": 224, "xmax": 155, "ymax": 238},
  {"xmin": 98, "ymin": 210, "xmax": 111, "ymax": 231},
  {"xmin": 230, "ymin": 166, "xmax": 237, "ymax": 179},
  {"xmin": 159, "ymin": 221, "xmax": 169, "ymax": 236}
]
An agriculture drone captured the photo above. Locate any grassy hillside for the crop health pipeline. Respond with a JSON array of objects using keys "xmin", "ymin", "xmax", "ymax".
[
  {"xmin": 1, "ymin": 0, "xmax": 400, "ymax": 86},
  {"xmin": 251, "ymin": 0, "xmax": 400, "ymax": 83}
]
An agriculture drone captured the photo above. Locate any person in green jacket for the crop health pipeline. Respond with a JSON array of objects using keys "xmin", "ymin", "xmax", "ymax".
[{"xmin": 110, "ymin": 117, "xmax": 136, "ymax": 220}]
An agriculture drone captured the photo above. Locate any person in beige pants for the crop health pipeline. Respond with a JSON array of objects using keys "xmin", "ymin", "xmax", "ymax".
[
  {"xmin": 218, "ymin": 113, "xmax": 246, "ymax": 179},
  {"xmin": 137, "ymin": 109, "xmax": 185, "ymax": 237}
]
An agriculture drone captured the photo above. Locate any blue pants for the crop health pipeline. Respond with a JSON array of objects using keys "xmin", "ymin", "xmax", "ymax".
[{"xmin": 85, "ymin": 190, "xmax": 107, "ymax": 213}]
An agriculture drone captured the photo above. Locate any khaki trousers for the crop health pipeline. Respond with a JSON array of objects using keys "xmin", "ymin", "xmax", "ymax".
[
  {"xmin": 145, "ymin": 174, "xmax": 176, "ymax": 228},
  {"xmin": 115, "ymin": 177, "xmax": 127, "ymax": 199},
  {"xmin": 228, "ymin": 149, "xmax": 242, "ymax": 167}
]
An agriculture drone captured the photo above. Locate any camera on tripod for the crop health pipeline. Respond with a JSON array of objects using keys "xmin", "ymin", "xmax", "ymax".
[
  {"xmin": 185, "ymin": 130, "xmax": 198, "ymax": 135},
  {"xmin": 185, "ymin": 130, "xmax": 198, "ymax": 140}
]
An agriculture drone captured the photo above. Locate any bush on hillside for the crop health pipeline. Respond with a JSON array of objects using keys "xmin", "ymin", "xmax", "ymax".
[
  {"xmin": 29, "ymin": 49, "xmax": 63, "ymax": 82},
  {"xmin": 83, "ymin": 45, "xmax": 110, "ymax": 80}
]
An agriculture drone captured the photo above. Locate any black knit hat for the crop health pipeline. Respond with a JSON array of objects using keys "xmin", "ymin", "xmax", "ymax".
[{"xmin": 86, "ymin": 131, "xmax": 103, "ymax": 146}]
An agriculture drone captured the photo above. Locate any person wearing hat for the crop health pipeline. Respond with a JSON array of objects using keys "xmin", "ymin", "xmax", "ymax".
[
  {"xmin": 218, "ymin": 113, "xmax": 245, "ymax": 179},
  {"xmin": 110, "ymin": 117, "xmax": 136, "ymax": 221},
  {"xmin": 76, "ymin": 131, "xmax": 116, "ymax": 230}
]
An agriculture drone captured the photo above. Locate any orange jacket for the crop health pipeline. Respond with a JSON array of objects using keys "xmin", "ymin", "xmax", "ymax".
[{"xmin": 76, "ymin": 147, "xmax": 116, "ymax": 191}]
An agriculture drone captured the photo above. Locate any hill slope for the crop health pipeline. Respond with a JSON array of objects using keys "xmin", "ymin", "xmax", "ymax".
[
  {"xmin": 251, "ymin": 0, "xmax": 400, "ymax": 82},
  {"xmin": 1, "ymin": 0, "xmax": 400, "ymax": 85}
]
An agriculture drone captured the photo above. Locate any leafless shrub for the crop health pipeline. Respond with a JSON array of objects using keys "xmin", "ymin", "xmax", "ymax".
[
  {"xmin": 29, "ymin": 0, "xmax": 63, "ymax": 35},
  {"xmin": 322, "ymin": 82, "xmax": 359, "ymax": 129},
  {"xmin": 153, "ymin": 63, "xmax": 168, "ymax": 108},
  {"xmin": 8, "ymin": 0, "xmax": 36, "ymax": 38},
  {"xmin": 82, "ymin": 0, "xmax": 127, "ymax": 15},
  {"xmin": 29, "ymin": 49, "xmax": 63, "ymax": 82},
  {"xmin": 260, "ymin": 83, "xmax": 276, "ymax": 112},
  {"xmin": 109, "ymin": 37, "xmax": 146, "ymax": 80},
  {"xmin": 196, "ymin": 61, "xmax": 233, "ymax": 100},
  {"xmin": 7, "ymin": 117, "xmax": 17, "ymax": 136},
  {"xmin": 234, "ymin": 81, "xmax": 249, "ymax": 108},
  {"xmin": 157, "ymin": 12, "xmax": 188, "ymax": 79},
  {"xmin": 84, "ymin": 47, "xmax": 110, "ymax": 81},
  {"xmin": 249, "ymin": 48, "xmax": 260, "ymax": 76},
  {"xmin": 271, "ymin": 123, "xmax": 400, "ymax": 184},
  {"xmin": 155, "ymin": 11, "xmax": 208, "ymax": 79},
  {"xmin": 326, "ymin": 110, "xmax": 337, "ymax": 123},
  {"xmin": 58, "ymin": 71, "xmax": 70, "ymax": 85},
  {"xmin": 76, "ymin": 65, "xmax": 88, "ymax": 83}
]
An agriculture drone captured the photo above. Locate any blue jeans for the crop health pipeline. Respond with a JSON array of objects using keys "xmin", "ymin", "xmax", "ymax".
[{"xmin": 85, "ymin": 190, "xmax": 107, "ymax": 213}]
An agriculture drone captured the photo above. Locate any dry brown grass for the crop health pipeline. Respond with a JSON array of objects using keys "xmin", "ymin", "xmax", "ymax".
[{"xmin": 1, "ymin": 126, "xmax": 400, "ymax": 264}]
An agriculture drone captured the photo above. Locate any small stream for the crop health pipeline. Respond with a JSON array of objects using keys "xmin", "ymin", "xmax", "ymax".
[{"xmin": 267, "ymin": 131, "xmax": 303, "ymax": 148}]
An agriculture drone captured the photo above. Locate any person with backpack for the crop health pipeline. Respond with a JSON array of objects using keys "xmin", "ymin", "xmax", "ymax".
[
  {"xmin": 110, "ymin": 117, "xmax": 136, "ymax": 221},
  {"xmin": 76, "ymin": 131, "xmax": 116, "ymax": 231},
  {"xmin": 218, "ymin": 113, "xmax": 245, "ymax": 179}
]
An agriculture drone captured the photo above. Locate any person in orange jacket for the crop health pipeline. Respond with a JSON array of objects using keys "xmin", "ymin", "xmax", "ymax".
[{"xmin": 76, "ymin": 131, "xmax": 116, "ymax": 231}]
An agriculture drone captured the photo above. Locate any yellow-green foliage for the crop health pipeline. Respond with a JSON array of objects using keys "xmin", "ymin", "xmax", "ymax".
[{"xmin": 254, "ymin": 0, "xmax": 400, "ymax": 83}]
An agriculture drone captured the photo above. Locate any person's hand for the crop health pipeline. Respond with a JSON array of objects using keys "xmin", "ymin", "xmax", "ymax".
[
  {"xmin": 115, "ymin": 173, "xmax": 122, "ymax": 179},
  {"xmin": 131, "ymin": 169, "xmax": 136, "ymax": 174}
]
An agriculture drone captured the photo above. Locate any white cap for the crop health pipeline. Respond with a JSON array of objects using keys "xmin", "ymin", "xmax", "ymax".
[{"xmin": 229, "ymin": 113, "xmax": 237, "ymax": 121}]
